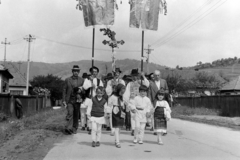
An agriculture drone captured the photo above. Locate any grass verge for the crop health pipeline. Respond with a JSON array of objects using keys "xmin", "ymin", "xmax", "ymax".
[
  {"xmin": 171, "ymin": 105, "xmax": 240, "ymax": 130},
  {"xmin": 0, "ymin": 107, "xmax": 66, "ymax": 160}
]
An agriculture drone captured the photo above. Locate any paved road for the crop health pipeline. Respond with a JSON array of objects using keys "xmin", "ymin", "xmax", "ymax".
[{"xmin": 44, "ymin": 119, "xmax": 240, "ymax": 160}]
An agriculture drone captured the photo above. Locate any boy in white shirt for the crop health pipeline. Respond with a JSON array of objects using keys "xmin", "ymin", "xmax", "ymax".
[{"xmin": 131, "ymin": 85, "xmax": 152, "ymax": 144}]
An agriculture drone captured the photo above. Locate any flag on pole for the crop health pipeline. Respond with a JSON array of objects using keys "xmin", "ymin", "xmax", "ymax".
[
  {"xmin": 81, "ymin": 0, "xmax": 115, "ymax": 27},
  {"xmin": 129, "ymin": 0, "xmax": 167, "ymax": 31}
]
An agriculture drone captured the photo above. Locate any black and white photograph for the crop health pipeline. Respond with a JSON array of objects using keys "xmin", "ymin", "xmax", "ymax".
[{"xmin": 0, "ymin": 0, "xmax": 240, "ymax": 160}]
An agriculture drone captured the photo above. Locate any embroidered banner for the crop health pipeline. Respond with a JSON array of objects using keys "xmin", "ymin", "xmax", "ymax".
[
  {"xmin": 129, "ymin": 0, "xmax": 167, "ymax": 31},
  {"xmin": 81, "ymin": 0, "xmax": 115, "ymax": 27}
]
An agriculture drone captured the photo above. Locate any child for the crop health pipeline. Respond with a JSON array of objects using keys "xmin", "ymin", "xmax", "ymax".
[
  {"xmin": 80, "ymin": 96, "xmax": 92, "ymax": 131},
  {"xmin": 152, "ymin": 89, "xmax": 171, "ymax": 145},
  {"xmin": 132, "ymin": 85, "xmax": 152, "ymax": 144},
  {"xmin": 87, "ymin": 86, "xmax": 108, "ymax": 147},
  {"xmin": 108, "ymin": 84, "xmax": 126, "ymax": 148}
]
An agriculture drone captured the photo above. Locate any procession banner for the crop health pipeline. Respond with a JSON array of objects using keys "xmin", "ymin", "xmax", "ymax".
[
  {"xmin": 129, "ymin": 0, "xmax": 167, "ymax": 31},
  {"xmin": 81, "ymin": 0, "xmax": 115, "ymax": 27}
]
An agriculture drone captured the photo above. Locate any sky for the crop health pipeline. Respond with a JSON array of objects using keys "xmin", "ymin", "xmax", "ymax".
[{"xmin": 0, "ymin": 0, "xmax": 240, "ymax": 68}]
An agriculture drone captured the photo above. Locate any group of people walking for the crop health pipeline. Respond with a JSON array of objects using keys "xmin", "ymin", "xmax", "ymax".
[{"xmin": 62, "ymin": 65, "xmax": 172, "ymax": 148}]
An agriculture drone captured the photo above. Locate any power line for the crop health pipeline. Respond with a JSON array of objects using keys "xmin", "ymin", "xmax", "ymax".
[
  {"xmin": 154, "ymin": 0, "xmax": 228, "ymax": 49},
  {"xmin": 35, "ymin": 35, "xmax": 140, "ymax": 53},
  {"xmin": 151, "ymin": 0, "xmax": 214, "ymax": 46}
]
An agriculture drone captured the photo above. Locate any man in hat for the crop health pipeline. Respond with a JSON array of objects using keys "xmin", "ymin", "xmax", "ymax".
[
  {"xmin": 105, "ymin": 68, "xmax": 126, "ymax": 134},
  {"xmin": 62, "ymin": 65, "xmax": 85, "ymax": 134},
  {"xmin": 123, "ymin": 68, "xmax": 149, "ymax": 136},
  {"xmin": 148, "ymin": 69, "xmax": 169, "ymax": 133},
  {"xmin": 85, "ymin": 66, "xmax": 104, "ymax": 98}
]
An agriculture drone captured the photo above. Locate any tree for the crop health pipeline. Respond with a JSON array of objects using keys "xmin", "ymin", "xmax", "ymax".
[{"xmin": 30, "ymin": 74, "xmax": 64, "ymax": 105}]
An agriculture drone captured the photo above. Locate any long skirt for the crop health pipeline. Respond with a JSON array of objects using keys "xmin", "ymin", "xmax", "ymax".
[
  {"xmin": 154, "ymin": 107, "xmax": 167, "ymax": 133},
  {"xmin": 112, "ymin": 106, "xmax": 125, "ymax": 128}
]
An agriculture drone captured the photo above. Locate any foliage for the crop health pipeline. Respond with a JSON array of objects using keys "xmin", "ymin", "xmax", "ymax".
[{"xmin": 30, "ymin": 74, "xmax": 64, "ymax": 100}]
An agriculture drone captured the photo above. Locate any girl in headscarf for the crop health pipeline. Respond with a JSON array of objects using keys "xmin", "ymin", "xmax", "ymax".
[{"xmin": 108, "ymin": 83, "xmax": 126, "ymax": 148}]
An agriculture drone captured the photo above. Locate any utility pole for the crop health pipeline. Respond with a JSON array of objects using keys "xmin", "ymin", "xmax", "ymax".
[
  {"xmin": 144, "ymin": 45, "xmax": 154, "ymax": 74},
  {"xmin": 24, "ymin": 34, "xmax": 36, "ymax": 95},
  {"xmin": 1, "ymin": 38, "xmax": 10, "ymax": 65}
]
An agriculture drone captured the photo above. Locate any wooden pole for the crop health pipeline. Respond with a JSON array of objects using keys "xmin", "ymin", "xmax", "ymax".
[
  {"xmin": 92, "ymin": 27, "xmax": 95, "ymax": 67},
  {"xmin": 141, "ymin": 30, "xmax": 144, "ymax": 72}
]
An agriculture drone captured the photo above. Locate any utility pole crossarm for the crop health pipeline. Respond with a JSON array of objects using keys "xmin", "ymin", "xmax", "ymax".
[{"xmin": 1, "ymin": 38, "xmax": 11, "ymax": 65}]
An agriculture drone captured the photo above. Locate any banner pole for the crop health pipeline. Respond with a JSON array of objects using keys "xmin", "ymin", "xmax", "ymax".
[
  {"xmin": 92, "ymin": 27, "xmax": 95, "ymax": 67},
  {"xmin": 141, "ymin": 30, "xmax": 144, "ymax": 72}
]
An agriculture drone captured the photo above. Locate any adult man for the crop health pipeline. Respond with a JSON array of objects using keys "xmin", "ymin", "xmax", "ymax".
[
  {"xmin": 123, "ymin": 69, "xmax": 149, "ymax": 136},
  {"xmin": 105, "ymin": 68, "xmax": 126, "ymax": 133},
  {"xmin": 86, "ymin": 66, "xmax": 104, "ymax": 98},
  {"xmin": 62, "ymin": 65, "xmax": 85, "ymax": 134},
  {"xmin": 148, "ymin": 70, "xmax": 169, "ymax": 132}
]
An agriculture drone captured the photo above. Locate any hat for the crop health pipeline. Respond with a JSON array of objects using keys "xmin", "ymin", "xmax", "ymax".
[
  {"xmin": 82, "ymin": 73, "xmax": 89, "ymax": 79},
  {"xmin": 72, "ymin": 65, "xmax": 80, "ymax": 71},
  {"xmin": 122, "ymin": 75, "xmax": 133, "ymax": 81},
  {"xmin": 104, "ymin": 73, "xmax": 114, "ymax": 80},
  {"xmin": 115, "ymin": 68, "xmax": 122, "ymax": 73},
  {"xmin": 89, "ymin": 66, "xmax": 99, "ymax": 73},
  {"xmin": 131, "ymin": 69, "xmax": 139, "ymax": 76},
  {"xmin": 157, "ymin": 89, "xmax": 165, "ymax": 95}
]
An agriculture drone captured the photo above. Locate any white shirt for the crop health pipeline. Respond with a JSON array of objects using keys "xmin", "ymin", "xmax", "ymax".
[
  {"xmin": 155, "ymin": 80, "xmax": 161, "ymax": 90},
  {"xmin": 106, "ymin": 78, "xmax": 125, "ymax": 96},
  {"xmin": 83, "ymin": 77, "xmax": 104, "ymax": 97},
  {"xmin": 80, "ymin": 98, "xmax": 92, "ymax": 109},
  {"xmin": 155, "ymin": 100, "xmax": 171, "ymax": 113},
  {"xmin": 133, "ymin": 95, "xmax": 152, "ymax": 122}
]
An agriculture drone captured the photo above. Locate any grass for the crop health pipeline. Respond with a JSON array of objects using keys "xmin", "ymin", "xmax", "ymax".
[
  {"xmin": 0, "ymin": 107, "xmax": 66, "ymax": 146},
  {"xmin": 172, "ymin": 105, "xmax": 220, "ymax": 117}
]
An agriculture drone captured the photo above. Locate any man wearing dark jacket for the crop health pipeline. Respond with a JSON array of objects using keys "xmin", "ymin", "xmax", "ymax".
[{"xmin": 62, "ymin": 65, "xmax": 85, "ymax": 134}]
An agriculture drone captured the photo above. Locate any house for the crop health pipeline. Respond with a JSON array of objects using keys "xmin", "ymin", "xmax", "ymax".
[
  {"xmin": 0, "ymin": 64, "xmax": 14, "ymax": 93},
  {"xmin": 3, "ymin": 62, "xmax": 30, "ymax": 95},
  {"xmin": 219, "ymin": 76, "xmax": 240, "ymax": 95}
]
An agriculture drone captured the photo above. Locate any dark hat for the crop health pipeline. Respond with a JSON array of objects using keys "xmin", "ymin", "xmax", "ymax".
[
  {"xmin": 89, "ymin": 66, "xmax": 99, "ymax": 73},
  {"xmin": 104, "ymin": 73, "xmax": 114, "ymax": 80},
  {"xmin": 122, "ymin": 75, "xmax": 133, "ymax": 81},
  {"xmin": 72, "ymin": 65, "xmax": 80, "ymax": 71},
  {"xmin": 82, "ymin": 73, "xmax": 89, "ymax": 79},
  {"xmin": 115, "ymin": 68, "xmax": 122, "ymax": 73},
  {"xmin": 157, "ymin": 89, "xmax": 165, "ymax": 95},
  {"xmin": 131, "ymin": 68, "xmax": 139, "ymax": 76}
]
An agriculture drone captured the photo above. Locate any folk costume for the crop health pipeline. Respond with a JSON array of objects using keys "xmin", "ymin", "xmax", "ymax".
[
  {"xmin": 87, "ymin": 96, "xmax": 108, "ymax": 145},
  {"xmin": 132, "ymin": 95, "xmax": 152, "ymax": 143},
  {"xmin": 123, "ymin": 69, "xmax": 149, "ymax": 134},
  {"xmin": 153, "ymin": 100, "xmax": 171, "ymax": 133}
]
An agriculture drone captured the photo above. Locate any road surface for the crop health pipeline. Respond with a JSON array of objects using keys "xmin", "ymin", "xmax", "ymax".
[{"xmin": 44, "ymin": 119, "xmax": 240, "ymax": 160}]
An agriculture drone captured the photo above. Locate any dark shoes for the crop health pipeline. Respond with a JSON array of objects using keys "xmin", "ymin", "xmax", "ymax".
[
  {"xmin": 96, "ymin": 141, "xmax": 100, "ymax": 147},
  {"xmin": 88, "ymin": 130, "xmax": 92, "ymax": 135},
  {"xmin": 65, "ymin": 128, "xmax": 73, "ymax": 135},
  {"xmin": 154, "ymin": 132, "xmax": 157, "ymax": 135},
  {"xmin": 92, "ymin": 141, "xmax": 100, "ymax": 147},
  {"xmin": 106, "ymin": 127, "xmax": 111, "ymax": 131},
  {"xmin": 92, "ymin": 141, "xmax": 96, "ymax": 147},
  {"xmin": 131, "ymin": 130, "xmax": 134, "ymax": 136},
  {"xmin": 162, "ymin": 132, "xmax": 167, "ymax": 136},
  {"xmin": 81, "ymin": 127, "xmax": 85, "ymax": 131}
]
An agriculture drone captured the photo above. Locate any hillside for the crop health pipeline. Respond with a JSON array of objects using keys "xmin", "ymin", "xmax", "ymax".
[
  {"xmin": 2, "ymin": 57, "xmax": 240, "ymax": 82},
  {"xmin": 2, "ymin": 59, "xmax": 167, "ymax": 80}
]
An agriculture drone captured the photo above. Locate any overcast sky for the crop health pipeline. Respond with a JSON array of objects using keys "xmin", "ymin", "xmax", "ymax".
[{"xmin": 0, "ymin": 0, "xmax": 239, "ymax": 68}]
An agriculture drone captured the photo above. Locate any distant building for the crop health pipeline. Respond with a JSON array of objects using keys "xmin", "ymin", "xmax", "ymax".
[
  {"xmin": 219, "ymin": 76, "xmax": 240, "ymax": 95},
  {"xmin": 0, "ymin": 65, "xmax": 14, "ymax": 93}
]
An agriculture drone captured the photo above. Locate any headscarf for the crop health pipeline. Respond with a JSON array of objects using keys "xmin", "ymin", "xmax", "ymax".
[{"xmin": 114, "ymin": 83, "xmax": 126, "ymax": 101}]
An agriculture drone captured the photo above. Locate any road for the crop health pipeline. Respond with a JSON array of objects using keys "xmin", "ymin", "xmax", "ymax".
[{"xmin": 43, "ymin": 119, "xmax": 240, "ymax": 160}]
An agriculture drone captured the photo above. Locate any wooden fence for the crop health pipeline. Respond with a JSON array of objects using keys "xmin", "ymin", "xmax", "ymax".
[
  {"xmin": 0, "ymin": 94, "xmax": 51, "ymax": 118},
  {"xmin": 175, "ymin": 95, "xmax": 240, "ymax": 117}
]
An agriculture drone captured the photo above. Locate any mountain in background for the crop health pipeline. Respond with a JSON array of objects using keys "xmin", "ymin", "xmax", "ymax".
[
  {"xmin": 2, "ymin": 57, "xmax": 240, "ymax": 81},
  {"xmin": 2, "ymin": 59, "xmax": 167, "ymax": 80}
]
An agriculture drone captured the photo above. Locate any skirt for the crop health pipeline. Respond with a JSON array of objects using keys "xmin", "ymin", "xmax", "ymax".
[
  {"xmin": 154, "ymin": 107, "xmax": 167, "ymax": 133},
  {"xmin": 112, "ymin": 106, "xmax": 125, "ymax": 128},
  {"xmin": 90, "ymin": 116, "xmax": 106, "ymax": 125}
]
